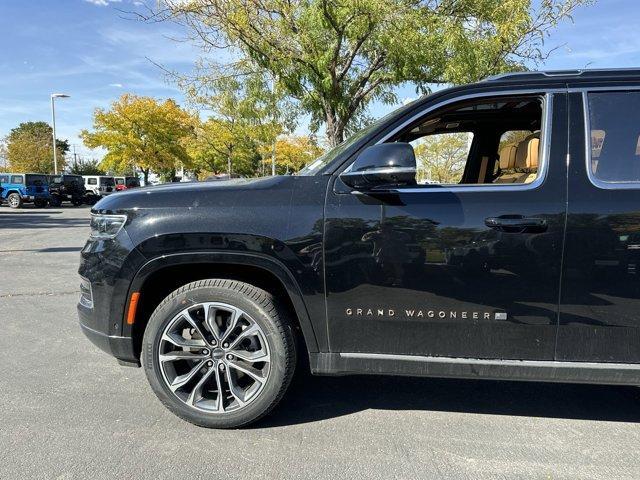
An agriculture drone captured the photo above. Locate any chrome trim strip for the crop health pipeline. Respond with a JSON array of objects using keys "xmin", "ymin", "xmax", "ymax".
[
  {"xmin": 359, "ymin": 90, "xmax": 556, "ymax": 194},
  {"xmin": 342, "ymin": 166, "xmax": 416, "ymax": 176},
  {"xmin": 339, "ymin": 352, "xmax": 640, "ymax": 370},
  {"xmin": 581, "ymin": 90, "xmax": 640, "ymax": 190}
]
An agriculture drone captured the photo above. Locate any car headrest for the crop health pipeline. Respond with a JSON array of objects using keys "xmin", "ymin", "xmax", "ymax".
[
  {"xmin": 499, "ymin": 144, "xmax": 517, "ymax": 170},
  {"xmin": 516, "ymin": 132, "xmax": 540, "ymax": 169}
]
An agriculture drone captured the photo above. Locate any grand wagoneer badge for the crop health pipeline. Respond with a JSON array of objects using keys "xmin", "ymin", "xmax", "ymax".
[{"xmin": 345, "ymin": 308, "xmax": 507, "ymax": 320}]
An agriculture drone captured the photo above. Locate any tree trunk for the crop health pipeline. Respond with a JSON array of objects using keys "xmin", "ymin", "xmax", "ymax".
[
  {"xmin": 142, "ymin": 168, "xmax": 150, "ymax": 185},
  {"xmin": 325, "ymin": 111, "xmax": 346, "ymax": 147}
]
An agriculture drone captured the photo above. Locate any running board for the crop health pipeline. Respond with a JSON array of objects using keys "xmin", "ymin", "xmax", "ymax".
[{"xmin": 309, "ymin": 352, "xmax": 640, "ymax": 386}]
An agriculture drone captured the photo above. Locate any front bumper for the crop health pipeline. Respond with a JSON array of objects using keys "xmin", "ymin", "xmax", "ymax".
[
  {"xmin": 78, "ymin": 308, "xmax": 138, "ymax": 364},
  {"xmin": 77, "ymin": 225, "xmax": 147, "ymax": 365}
]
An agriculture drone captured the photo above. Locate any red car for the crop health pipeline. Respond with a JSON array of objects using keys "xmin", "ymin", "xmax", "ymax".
[{"xmin": 114, "ymin": 176, "xmax": 140, "ymax": 191}]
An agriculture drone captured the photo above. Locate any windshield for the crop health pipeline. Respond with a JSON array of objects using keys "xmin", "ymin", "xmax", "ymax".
[
  {"xmin": 297, "ymin": 99, "xmax": 422, "ymax": 176},
  {"xmin": 26, "ymin": 175, "xmax": 48, "ymax": 186},
  {"xmin": 100, "ymin": 177, "xmax": 115, "ymax": 186}
]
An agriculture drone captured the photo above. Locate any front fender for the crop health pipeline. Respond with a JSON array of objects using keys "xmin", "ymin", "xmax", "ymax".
[{"xmin": 125, "ymin": 250, "xmax": 320, "ymax": 353}]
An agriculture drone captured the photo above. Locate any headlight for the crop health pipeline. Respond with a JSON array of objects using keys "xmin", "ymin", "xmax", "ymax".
[{"xmin": 90, "ymin": 213, "xmax": 127, "ymax": 239}]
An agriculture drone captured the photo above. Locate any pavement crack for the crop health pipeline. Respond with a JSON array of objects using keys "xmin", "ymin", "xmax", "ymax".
[{"xmin": 0, "ymin": 290, "xmax": 79, "ymax": 298}]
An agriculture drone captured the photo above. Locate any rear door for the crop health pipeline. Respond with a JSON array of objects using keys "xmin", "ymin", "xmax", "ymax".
[
  {"xmin": 324, "ymin": 90, "xmax": 569, "ymax": 360},
  {"xmin": 558, "ymin": 88, "xmax": 640, "ymax": 363}
]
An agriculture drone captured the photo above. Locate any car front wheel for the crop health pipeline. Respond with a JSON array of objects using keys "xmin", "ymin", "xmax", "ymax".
[{"xmin": 142, "ymin": 279, "xmax": 297, "ymax": 428}]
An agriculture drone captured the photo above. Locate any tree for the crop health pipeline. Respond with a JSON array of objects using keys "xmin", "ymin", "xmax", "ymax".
[
  {"xmin": 68, "ymin": 158, "xmax": 105, "ymax": 176},
  {"xmin": 414, "ymin": 132, "xmax": 470, "ymax": 184},
  {"xmin": 151, "ymin": 0, "xmax": 591, "ymax": 146},
  {"xmin": 81, "ymin": 94, "xmax": 195, "ymax": 184},
  {"xmin": 4, "ymin": 121, "xmax": 69, "ymax": 173},
  {"xmin": 263, "ymin": 135, "xmax": 324, "ymax": 174},
  {"xmin": 190, "ymin": 117, "xmax": 261, "ymax": 177},
  {"xmin": 185, "ymin": 71, "xmax": 297, "ymax": 175}
]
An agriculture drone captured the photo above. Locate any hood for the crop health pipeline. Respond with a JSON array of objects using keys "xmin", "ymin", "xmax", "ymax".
[{"xmin": 93, "ymin": 176, "xmax": 294, "ymax": 213}]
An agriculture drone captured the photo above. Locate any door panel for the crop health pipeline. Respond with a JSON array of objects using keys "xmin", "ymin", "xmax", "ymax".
[
  {"xmin": 324, "ymin": 93, "xmax": 568, "ymax": 360},
  {"xmin": 558, "ymin": 90, "xmax": 640, "ymax": 363}
]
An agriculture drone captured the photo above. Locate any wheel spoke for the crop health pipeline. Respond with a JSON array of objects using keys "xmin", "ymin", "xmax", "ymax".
[
  {"xmin": 204, "ymin": 305, "xmax": 222, "ymax": 342},
  {"xmin": 169, "ymin": 360, "xmax": 205, "ymax": 392},
  {"xmin": 228, "ymin": 323, "xmax": 260, "ymax": 350},
  {"xmin": 162, "ymin": 332, "xmax": 207, "ymax": 349},
  {"xmin": 220, "ymin": 307, "xmax": 241, "ymax": 344},
  {"xmin": 159, "ymin": 350, "xmax": 208, "ymax": 363},
  {"xmin": 186, "ymin": 366, "xmax": 215, "ymax": 406},
  {"xmin": 224, "ymin": 367, "xmax": 247, "ymax": 406},
  {"xmin": 228, "ymin": 360, "xmax": 267, "ymax": 384},
  {"xmin": 230, "ymin": 347, "xmax": 269, "ymax": 363},
  {"xmin": 181, "ymin": 312, "xmax": 212, "ymax": 347},
  {"xmin": 213, "ymin": 366, "xmax": 225, "ymax": 412}
]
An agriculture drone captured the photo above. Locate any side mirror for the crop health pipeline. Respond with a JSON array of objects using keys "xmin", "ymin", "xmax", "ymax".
[{"xmin": 340, "ymin": 143, "xmax": 416, "ymax": 191}]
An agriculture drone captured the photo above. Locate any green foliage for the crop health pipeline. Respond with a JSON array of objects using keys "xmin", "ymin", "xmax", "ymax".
[
  {"xmin": 414, "ymin": 132, "xmax": 471, "ymax": 184},
  {"xmin": 4, "ymin": 121, "xmax": 69, "ymax": 173},
  {"xmin": 81, "ymin": 94, "xmax": 196, "ymax": 182},
  {"xmin": 156, "ymin": 0, "xmax": 590, "ymax": 146},
  {"xmin": 190, "ymin": 117, "xmax": 261, "ymax": 177},
  {"xmin": 263, "ymin": 135, "xmax": 325, "ymax": 174},
  {"xmin": 68, "ymin": 158, "xmax": 105, "ymax": 176}
]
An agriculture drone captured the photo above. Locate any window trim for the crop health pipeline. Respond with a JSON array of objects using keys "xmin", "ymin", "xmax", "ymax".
[
  {"xmin": 344, "ymin": 90, "xmax": 556, "ymax": 194},
  {"xmin": 582, "ymin": 90, "xmax": 640, "ymax": 190}
]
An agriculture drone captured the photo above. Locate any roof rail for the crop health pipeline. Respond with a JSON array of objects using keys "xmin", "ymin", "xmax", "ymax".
[{"xmin": 483, "ymin": 68, "xmax": 640, "ymax": 82}]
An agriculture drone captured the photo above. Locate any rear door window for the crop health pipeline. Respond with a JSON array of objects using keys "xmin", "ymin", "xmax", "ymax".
[
  {"xmin": 587, "ymin": 91, "xmax": 640, "ymax": 184},
  {"xmin": 26, "ymin": 175, "xmax": 48, "ymax": 186}
]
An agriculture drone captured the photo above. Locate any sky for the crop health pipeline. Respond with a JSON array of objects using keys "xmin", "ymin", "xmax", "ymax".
[{"xmin": 1, "ymin": 0, "xmax": 640, "ymax": 162}]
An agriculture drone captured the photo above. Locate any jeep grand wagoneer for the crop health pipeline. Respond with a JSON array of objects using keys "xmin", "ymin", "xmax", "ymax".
[{"xmin": 79, "ymin": 69, "xmax": 640, "ymax": 428}]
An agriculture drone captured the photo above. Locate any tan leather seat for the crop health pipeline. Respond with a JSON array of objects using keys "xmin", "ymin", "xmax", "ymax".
[
  {"xmin": 493, "ymin": 144, "xmax": 520, "ymax": 183},
  {"xmin": 515, "ymin": 132, "xmax": 540, "ymax": 183}
]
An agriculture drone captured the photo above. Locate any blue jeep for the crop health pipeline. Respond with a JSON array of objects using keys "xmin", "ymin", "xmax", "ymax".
[{"xmin": 0, "ymin": 173, "xmax": 50, "ymax": 208}]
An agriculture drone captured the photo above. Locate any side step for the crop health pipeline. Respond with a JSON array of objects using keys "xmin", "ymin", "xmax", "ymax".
[{"xmin": 310, "ymin": 352, "xmax": 640, "ymax": 386}]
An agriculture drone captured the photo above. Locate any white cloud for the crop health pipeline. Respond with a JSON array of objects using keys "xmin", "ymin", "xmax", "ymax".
[
  {"xmin": 108, "ymin": 83, "xmax": 123, "ymax": 88},
  {"xmin": 84, "ymin": 0, "xmax": 122, "ymax": 6}
]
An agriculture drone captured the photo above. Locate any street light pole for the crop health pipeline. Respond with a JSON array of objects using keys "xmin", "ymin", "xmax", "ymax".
[{"xmin": 50, "ymin": 93, "xmax": 70, "ymax": 175}]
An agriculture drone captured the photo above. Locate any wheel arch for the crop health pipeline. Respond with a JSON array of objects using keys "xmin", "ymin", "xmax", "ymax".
[{"xmin": 127, "ymin": 252, "xmax": 320, "ymax": 361}]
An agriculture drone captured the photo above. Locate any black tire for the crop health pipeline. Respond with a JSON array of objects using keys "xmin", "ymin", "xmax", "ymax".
[
  {"xmin": 142, "ymin": 279, "xmax": 297, "ymax": 429},
  {"xmin": 8, "ymin": 193, "xmax": 22, "ymax": 209},
  {"xmin": 71, "ymin": 197, "xmax": 83, "ymax": 206},
  {"xmin": 34, "ymin": 198, "xmax": 48, "ymax": 208}
]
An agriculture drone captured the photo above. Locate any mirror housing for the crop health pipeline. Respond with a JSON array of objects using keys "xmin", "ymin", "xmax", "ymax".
[{"xmin": 340, "ymin": 143, "xmax": 416, "ymax": 191}]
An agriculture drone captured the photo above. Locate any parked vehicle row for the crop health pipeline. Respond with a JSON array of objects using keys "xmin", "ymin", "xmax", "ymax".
[{"xmin": 0, "ymin": 174, "xmax": 140, "ymax": 208}]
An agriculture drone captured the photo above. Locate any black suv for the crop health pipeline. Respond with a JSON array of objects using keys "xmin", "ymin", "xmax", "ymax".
[
  {"xmin": 79, "ymin": 69, "xmax": 640, "ymax": 428},
  {"xmin": 48, "ymin": 174, "xmax": 86, "ymax": 206}
]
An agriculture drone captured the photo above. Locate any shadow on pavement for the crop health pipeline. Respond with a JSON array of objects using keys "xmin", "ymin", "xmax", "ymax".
[
  {"xmin": 258, "ymin": 372, "xmax": 640, "ymax": 428},
  {"xmin": 0, "ymin": 246, "xmax": 83, "ymax": 253},
  {"xmin": 0, "ymin": 211, "xmax": 88, "ymax": 229}
]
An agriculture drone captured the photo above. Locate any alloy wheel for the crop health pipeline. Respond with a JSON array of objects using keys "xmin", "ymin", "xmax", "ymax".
[{"xmin": 158, "ymin": 302, "xmax": 271, "ymax": 413}]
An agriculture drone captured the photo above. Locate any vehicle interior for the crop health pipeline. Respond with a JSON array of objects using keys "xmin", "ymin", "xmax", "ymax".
[{"xmin": 393, "ymin": 95, "xmax": 544, "ymax": 186}]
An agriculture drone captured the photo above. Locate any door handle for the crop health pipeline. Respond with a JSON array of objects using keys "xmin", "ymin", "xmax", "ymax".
[{"xmin": 485, "ymin": 216, "xmax": 547, "ymax": 233}]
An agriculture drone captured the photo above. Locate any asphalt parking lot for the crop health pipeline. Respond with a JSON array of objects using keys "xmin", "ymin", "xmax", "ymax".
[{"xmin": 1, "ymin": 206, "xmax": 640, "ymax": 479}]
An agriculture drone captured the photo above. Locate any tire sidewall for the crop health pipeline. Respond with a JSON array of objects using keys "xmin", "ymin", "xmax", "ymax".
[{"xmin": 142, "ymin": 282, "xmax": 293, "ymax": 428}]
